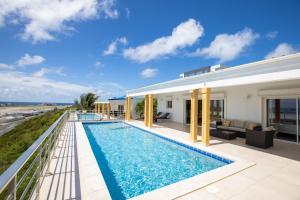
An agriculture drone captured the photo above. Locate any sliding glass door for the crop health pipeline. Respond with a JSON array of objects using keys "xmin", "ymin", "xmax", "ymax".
[
  {"xmin": 266, "ymin": 98, "xmax": 299, "ymax": 143},
  {"xmin": 185, "ymin": 99, "xmax": 224, "ymax": 124}
]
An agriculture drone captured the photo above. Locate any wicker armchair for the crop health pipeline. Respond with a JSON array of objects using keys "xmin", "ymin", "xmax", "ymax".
[{"xmin": 245, "ymin": 129, "xmax": 274, "ymax": 149}]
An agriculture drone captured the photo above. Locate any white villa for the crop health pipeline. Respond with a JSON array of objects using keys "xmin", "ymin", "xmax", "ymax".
[
  {"xmin": 126, "ymin": 53, "xmax": 300, "ymax": 145},
  {"xmin": 108, "ymin": 96, "xmax": 143, "ymax": 119}
]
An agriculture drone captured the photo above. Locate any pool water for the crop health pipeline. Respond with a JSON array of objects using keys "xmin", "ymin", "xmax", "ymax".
[
  {"xmin": 77, "ymin": 113, "xmax": 102, "ymax": 121},
  {"xmin": 83, "ymin": 122, "xmax": 232, "ymax": 199}
]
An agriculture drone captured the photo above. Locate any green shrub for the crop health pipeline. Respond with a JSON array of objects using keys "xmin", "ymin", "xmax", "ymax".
[{"xmin": 0, "ymin": 109, "xmax": 64, "ymax": 174}]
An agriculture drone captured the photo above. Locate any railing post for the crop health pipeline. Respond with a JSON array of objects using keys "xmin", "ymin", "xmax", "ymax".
[
  {"xmin": 8, "ymin": 175, "xmax": 17, "ymax": 200},
  {"xmin": 35, "ymin": 147, "xmax": 42, "ymax": 199},
  {"xmin": 46, "ymin": 133, "xmax": 52, "ymax": 175}
]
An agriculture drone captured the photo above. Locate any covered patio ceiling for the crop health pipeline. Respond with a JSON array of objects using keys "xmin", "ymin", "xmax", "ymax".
[{"xmin": 127, "ymin": 53, "xmax": 300, "ymax": 97}]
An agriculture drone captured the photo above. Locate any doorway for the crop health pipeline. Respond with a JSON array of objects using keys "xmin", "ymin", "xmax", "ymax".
[{"xmin": 266, "ymin": 98, "xmax": 300, "ymax": 143}]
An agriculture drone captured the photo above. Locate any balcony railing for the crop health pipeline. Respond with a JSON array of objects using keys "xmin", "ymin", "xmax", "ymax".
[{"xmin": 0, "ymin": 111, "xmax": 69, "ymax": 200}]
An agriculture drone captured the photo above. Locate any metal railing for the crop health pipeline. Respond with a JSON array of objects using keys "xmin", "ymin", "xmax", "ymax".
[
  {"xmin": 76, "ymin": 110, "xmax": 125, "ymax": 121},
  {"xmin": 0, "ymin": 111, "xmax": 69, "ymax": 200}
]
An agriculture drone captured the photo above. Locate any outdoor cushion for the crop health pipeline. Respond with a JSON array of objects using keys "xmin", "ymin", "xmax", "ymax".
[
  {"xmin": 217, "ymin": 126, "xmax": 246, "ymax": 133},
  {"xmin": 223, "ymin": 120, "xmax": 231, "ymax": 127},
  {"xmin": 264, "ymin": 126, "xmax": 275, "ymax": 131},
  {"xmin": 231, "ymin": 120, "xmax": 245, "ymax": 128},
  {"xmin": 246, "ymin": 122, "xmax": 258, "ymax": 130}
]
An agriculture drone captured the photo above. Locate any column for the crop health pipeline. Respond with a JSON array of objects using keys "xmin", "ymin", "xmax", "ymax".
[
  {"xmin": 144, "ymin": 95, "xmax": 149, "ymax": 127},
  {"xmin": 190, "ymin": 89, "xmax": 199, "ymax": 142},
  {"xmin": 148, "ymin": 94, "xmax": 153, "ymax": 128},
  {"xmin": 97, "ymin": 103, "xmax": 100, "ymax": 113},
  {"xmin": 127, "ymin": 97, "xmax": 131, "ymax": 121},
  {"xmin": 201, "ymin": 87, "xmax": 211, "ymax": 146},
  {"xmin": 103, "ymin": 103, "xmax": 106, "ymax": 116},
  {"xmin": 107, "ymin": 103, "xmax": 110, "ymax": 120},
  {"xmin": 95, "ymin": 103, "xmax": 97, "ymax": 113}
]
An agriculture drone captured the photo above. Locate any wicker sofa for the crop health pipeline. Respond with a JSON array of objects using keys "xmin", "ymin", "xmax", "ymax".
[{"xmin": 216, "ymin": 119, "xmax": 262, "ymax": 138}]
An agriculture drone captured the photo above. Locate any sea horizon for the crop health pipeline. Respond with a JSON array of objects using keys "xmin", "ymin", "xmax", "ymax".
[{"xmin": 0, "ymin": 101, "xmax": 72, "ymax": 106}]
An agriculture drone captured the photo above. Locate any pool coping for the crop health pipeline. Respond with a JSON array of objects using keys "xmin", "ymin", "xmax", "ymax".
[
  {"xmin": 126, "ymin": 121, "xmax": 255, "ymax": 200},
  {"xmin": 78, "ymin": 121, "xmax": 255, "ymax": 200},
  {"xmin": 75, "ymin": 122, "xmax": 112, "ymax": 200}
]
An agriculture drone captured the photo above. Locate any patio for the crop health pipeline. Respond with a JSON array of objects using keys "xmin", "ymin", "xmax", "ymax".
[{"xmin": 36, "ymin": 117, "xmax": 300, "ymax": 200}]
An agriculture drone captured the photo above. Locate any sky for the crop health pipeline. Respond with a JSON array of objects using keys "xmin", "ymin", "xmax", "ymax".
[{"xmin": 0, "ymin": 0, "xmax": 299, "ymax": 103}]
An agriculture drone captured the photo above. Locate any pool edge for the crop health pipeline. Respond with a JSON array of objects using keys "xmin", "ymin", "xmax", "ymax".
[
  {"xmin": 75, "ymin": 122, "xmax": 112, "ymax": 200},
  {"xmin": 78, "ymin": 121, "xmax": 255, "ymax": 200}
]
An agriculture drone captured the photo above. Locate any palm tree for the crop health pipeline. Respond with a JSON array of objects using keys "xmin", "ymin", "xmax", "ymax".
[
  {"xmin": 135, "ymin": 98, "xmax": 157, "ymax": 119},
  {"xmin": 74, "ymin": 93, "xmax": 98, "ymax": 111}
]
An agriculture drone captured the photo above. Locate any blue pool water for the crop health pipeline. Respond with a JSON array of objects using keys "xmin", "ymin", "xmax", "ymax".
[
  {"xmin": 83, "ymin": 122, "xmax": 232, "ymax": 199},
  {"xmin": 77, "ymin": 113, "xmax": 101, "ymax": 121}
]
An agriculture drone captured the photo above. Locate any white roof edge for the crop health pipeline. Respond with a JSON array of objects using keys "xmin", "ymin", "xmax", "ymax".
[
  {"xmin": 95, "ymin": 101, "xmax": 110, "ymax": 104},
  {"xmin": 127, "ymin": 53, "xmax": 300, "ymax": 96}
]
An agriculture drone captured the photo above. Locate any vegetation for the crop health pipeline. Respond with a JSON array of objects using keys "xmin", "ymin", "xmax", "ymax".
[
  {"xmin": 0, "ymin": 109, "xmax": 65, "ymax": 174},
  {"xmin": 135, "ymin": 98, "xmax": 158, "ymax": 119},
  {"xmin": 74, "ymin": 92, "xmax": 98, "ymax": 110}
]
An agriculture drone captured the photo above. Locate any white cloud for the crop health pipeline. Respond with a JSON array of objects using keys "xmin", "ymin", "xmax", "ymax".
[
  {"xmin": 265, "ymin": 43, "xmax": 298, "ymax": 59},
  {"xmin": 16, "ymin": 53, "xmax": 45, "ymax": 67},
  {"xmin": 103, "ymin": 41, "xmax": 117, "ymax": 55},
  {"xmin": 0, "ymin": 0, "xmax": 118, "ymax": 42},
  {"xmin": 99, "ymin": 0, "xmax": 119, "ymax": 19},
  {"xmin": 118, "ymin": 36, "xmax": 128, "ymax": 45},
  {"xmin": 0, "ymin": 71, "xmax": 93, "ymax": 102},
  {"xmin": 125, "ymin": 8, "xmax": 130, "ymax": 18},
  {"xmin": 123, "ymin": 18, "xmax": 204, "ymax": 63},
  {"xmin": 103, "ymin": 36, "xmax": 128, "ymax": 56},
  {"xmin": 32, "ymin": 67, "xmax": 65, "ymax": 77},
  {"xmin": 192, "ymin": 28, "xmax": 259, "ymax": 62},
  {"xmin": 140, "ymin": 68, "xmax": 158, "ymax": 78},
  {"xmin": 0, "ymin": 71, "xmax": 125, "ymax": 103},
  {"xmin": 95, "ymin": 61, "xmax": 103, "ymax": 67},
  {"xmin": 0, "ymin": 63, "xmax": 13, "ymax": 70},
  {"xmin": 266, "ymin": 31, "xmax": 278, "ymax": 39}
]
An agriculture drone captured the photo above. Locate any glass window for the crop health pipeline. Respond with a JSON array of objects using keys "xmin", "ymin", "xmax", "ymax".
[
  {"xmin": 167, "ymin": 100, "xmax": 172, "ymax": 109},
  {"xmin": 118, "ymin": 105, "xmax": 124, "ymax": 112},
  {"xmin": 267, "ymin": 98, "xmax": 297, "ymax": 142},
  {"xmin": 210, "ymin": 100, "xmax": 224, "ymax": 121}
]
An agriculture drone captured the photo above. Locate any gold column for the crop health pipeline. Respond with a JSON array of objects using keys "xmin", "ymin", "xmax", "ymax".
[
  {"xmin": 97, "ymin": 103, "xmax": 100, "ymax": 113},
  {"xmin": 95, "ymin": 103, "xmax": 97, "ymax": 113},
  {"xmin": 201, "ymin": 87, "xmax": 211, "ymax": 146},
  {"xmin": 125, "ymin": 98, "xmax": 128, "ymax": 121},
  {"xmin": 144, "ymin": 95, "xmax": 149, "ymax": 126},
  {"xmin": 127, "ymin": 97, "xmax": 131, "ymax": 121},
  {"xmin": 190, "ymin": 89, "xmax": 199, "ymax": 142},
  {"xmin": 103, "ymin": 103, "xmax": 106, "ymax": 116},
  {"xmin": 107, "ymin": 103, "xmax": 110, "ymax": 119},
  {"xmin": 148, "ymin": 94, "xmax": 153, "ymax": 128}
]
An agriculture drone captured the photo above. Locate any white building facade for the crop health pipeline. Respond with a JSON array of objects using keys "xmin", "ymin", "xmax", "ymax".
[{"xmin": 127, "ymin": 53, "xmax": 300, "ymax": 144}]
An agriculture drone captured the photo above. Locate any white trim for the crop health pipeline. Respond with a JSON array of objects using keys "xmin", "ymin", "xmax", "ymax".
[{"xmin": 258, "ymin": 88, "xmax": 300, "ymax": 97}]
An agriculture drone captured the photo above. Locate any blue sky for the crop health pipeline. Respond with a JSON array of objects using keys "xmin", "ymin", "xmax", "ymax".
[{"xmin": 0, "ymin": 0, "xmax": 299, "ymax": 103}]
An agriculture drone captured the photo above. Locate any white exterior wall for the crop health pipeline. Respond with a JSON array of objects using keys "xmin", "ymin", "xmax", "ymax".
[
  {"xmin": 157, "ymin": 94, "xmax": 184, "ymax": 123},
  {"xmin": 223, "ymin": 86, "xmax": 262, "ymax": 122},
  {"xmin": 108, "ymin": 98, "xmax": 143, "ymax": 119},
  {"xmin": 156, "ymin": 80, "xmax": 300, "ymax": 125}
]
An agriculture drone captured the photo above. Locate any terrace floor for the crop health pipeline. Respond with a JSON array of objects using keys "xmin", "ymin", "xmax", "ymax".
[
  {"xmin": 37, "ymin": 118, "xmax": 300, "ymax": 200},
  {"xmin": 139, "ymin": 120, "xmax": 300, "ymax": 200},
  {"xmin": 33, "ymin": 115, "xmax": 81, "ymax": 200}
]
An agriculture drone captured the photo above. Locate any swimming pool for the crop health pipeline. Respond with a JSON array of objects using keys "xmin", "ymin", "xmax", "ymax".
[
  {"xmin": 83, "ymin": 122, "xmax": 232, "ymax": 199},
  {"xmin": 77, "ymin": 113, "xmax": 102, "ymax": 121}
]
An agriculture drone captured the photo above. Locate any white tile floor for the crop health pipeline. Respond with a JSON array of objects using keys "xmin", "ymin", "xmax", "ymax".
[
  {"xmin": 35, "ymin": 120, "xmax": 81, "ymax": 200},
  {"xmin": 37, "ymin": 118, "xmax": 300, "ymax": 200}
]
